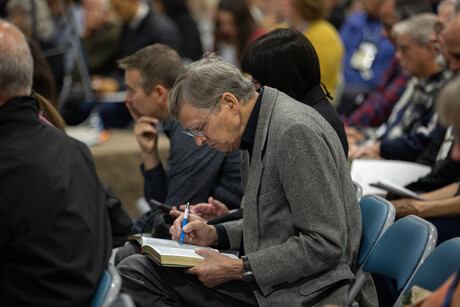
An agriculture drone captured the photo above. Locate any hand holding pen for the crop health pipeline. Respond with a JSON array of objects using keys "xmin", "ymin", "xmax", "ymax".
[
  {"xmin": 170, "ymin": 203, "xmax": 218, "ymax": 246},
  {"xmin": 179, "ymin": 202, "xmax": 190, "ymax": 244}
]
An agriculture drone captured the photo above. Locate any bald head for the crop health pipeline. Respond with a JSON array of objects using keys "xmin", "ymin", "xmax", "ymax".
[{"xmin": 0, "ymin": 19, "xmax": 33, "ymax": 104}]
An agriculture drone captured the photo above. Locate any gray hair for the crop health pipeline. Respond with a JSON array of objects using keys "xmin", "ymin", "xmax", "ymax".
[
  {"xmin": 436, "ymin": 75, "xmax": 460, "ymax": 132},
  {"xmin": 392, "ymin": 13, "xmax": 437, "ymax": 46},
  {"xmin": 118, "ymin": 44, "xmax": 183, "ymax": 94},
  {"xmin": 7, "ymin": 0, "xmax": 53, "ymax": 41},
  {"xmin": 438, "ymin": 0, "xmax": 460, "ymax": 18},
  {"xmin": 0, "ymin": 19, "xmax": 33, "ymax": 99},
  {"xmin": 394, "ymin": 0, "xmax": 432, "ymax": 20},
  {"xmin": 168, "ymin": 54, "xmax": 254, "ymax": 119}
]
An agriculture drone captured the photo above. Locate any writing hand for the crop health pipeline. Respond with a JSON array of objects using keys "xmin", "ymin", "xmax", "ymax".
[
  {"xmin": 185, "ymin": 249, "xmax": 243, "ymax": 288},
  {"xmin": 170, "ymin": 213, "xmax": 218, "ymax": 247}
]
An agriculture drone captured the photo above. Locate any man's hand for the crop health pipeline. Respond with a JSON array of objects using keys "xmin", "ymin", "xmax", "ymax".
[
  {"xmin": 170, "ymin": 213, "xmax": 218, "ymax": 247},
  {"xmin": 392, "ymin": 198, "xmax": 423, "ymax": 218},
  {"xmin": 180, "ymin": 197, "xmax": 230, "ymax": 221},
  {"xmin": 129, "ymin": 113, "xmax": 160, "ymax": 170},
  {"xmin": 345, "ymin": 126, "xmax": 365, "ymax": 146},
  {"xmin": 348, "ymin": 141, "xmax": 382, "ymax": 160},
  {"xmin": 169, "ymin": 208, "xmax": 205, "ymax": 222},
  {"xmin": 185, "ymin": 249, "xmax": 243, "ymax": 288},
  {"xmin": 91, "ymin": 76, "xmax": 119, "ymax": 94}
]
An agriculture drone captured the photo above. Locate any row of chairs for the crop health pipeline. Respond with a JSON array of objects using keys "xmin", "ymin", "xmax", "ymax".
[
  {"xmin": 91, "ymin": 183, "xmax": 458, "ymax": 307},
  {"xmin": 350, "ymin": 184, "xmax": 460, "ymax": 307}
]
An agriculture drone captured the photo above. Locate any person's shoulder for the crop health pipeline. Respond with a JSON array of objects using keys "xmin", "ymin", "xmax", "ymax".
[
  {"xmin": 308, "ymin": 20, "xmax": 342, "ymax": 42},
  {"xmin": 311, "ymin": 20, "xmax": 338, "ymax": 33}
]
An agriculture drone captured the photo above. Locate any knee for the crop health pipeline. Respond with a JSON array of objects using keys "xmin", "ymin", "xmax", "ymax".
[{"xmin": 114, "ymin": 242, "xmax": 140, "ymax": 266}]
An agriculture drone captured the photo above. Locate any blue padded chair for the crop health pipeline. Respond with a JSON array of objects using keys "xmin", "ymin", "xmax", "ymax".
[
  {"xmin": 348, "ymin": 195, "xmax": 395, "ymax": 305},
  {"xmin": 402, "ymin": 237, "xmax": 460, "ymax": 296},
  {"xmin": 360, "ymin": 215, "xmax": 437, "ymax": 307},
  {"xmin": 90, "ymin": 264, "xmax": 122, "ymax": 307},
  {"xmin": 357, "ymin": 195, "xmax": 396, "ymax": 266},
  {"xmin": 353, "ymin": 181, "xmax": 363, "ymax": 203}
]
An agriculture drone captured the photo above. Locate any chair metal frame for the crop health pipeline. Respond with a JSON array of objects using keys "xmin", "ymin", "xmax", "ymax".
[
  {"xmin": 353, "ymin": 181, "xmax": 364, "ymax": 203},
  {"xmin": 89, "ymin": 263, "xmax": 122, "ymax": 307}
]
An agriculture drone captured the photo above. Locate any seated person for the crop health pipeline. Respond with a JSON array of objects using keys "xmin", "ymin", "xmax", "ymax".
[
  {"xmin": 348, "ymin": 13, "xmax": 453, "ymax": 162},
  {"xmin": 186, "ymin": 27, "xmax": 349, "ymax": 220},
  {"xmin": 115, "ymin": 44, "xmax": 242, "ymax": 239},
  {"xmin": 61, "ymin": 0, "xmax": 122, "ymax": 125},
  {"xmin": 94, "ymin": 0, "xmax": 182, "ymax": 128},
  {"xmin": 241, "ymin": 28, "xmax": 348, "ymax": 156},
  {"xmin": 277, "ymin": 0, "xmax": 343, "ymax": 99},
  {"xmin": 0, "ymin": 20, "xmax": 112, "ymax": 305},
  {"xmin": 391, "ymin": 75, "xmax": 460, "ymax": 245},
  {"xmin": 116, "ymin": 54, "xmax": 377, "ymax": 307},
  {"xmin": 343, "ymin": 0, "xmax": 410, "ymax": 129},
  {"xmin": 337, "ymin": 0, "xmax": 397, "ymax": 115}
]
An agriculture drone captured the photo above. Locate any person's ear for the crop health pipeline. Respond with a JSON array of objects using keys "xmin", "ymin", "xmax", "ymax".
[
  {"xmin": 154, "ymin": 85, "xmax": 169, "ymax": 104},
  {"xmin": 222, "ymin": 92, "xmax": 239, "ymax": 113}
]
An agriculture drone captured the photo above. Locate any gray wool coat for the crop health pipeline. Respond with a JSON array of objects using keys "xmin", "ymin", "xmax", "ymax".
[{"xmin": 221, "ymin": 87, "xmax": 377, "ymax": 306}]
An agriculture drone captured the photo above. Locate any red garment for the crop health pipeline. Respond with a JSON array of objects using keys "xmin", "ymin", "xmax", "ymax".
[{"xmin": 344, "ymin": 57, "xmax": 409, "ymax": 128}]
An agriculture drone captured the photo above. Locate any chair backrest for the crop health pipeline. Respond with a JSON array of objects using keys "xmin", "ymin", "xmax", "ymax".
[
  {"xmin": 353, "ymin": 181, "xmax": 363, "ymax": 203},
  {"xmin": 348, "ymin": 195, "xmax": 396, "ymax": 305},
  {"xmin": 403, "ymin": 237, "xmax": 460, "ymax": 296},
  {"xmin": 90, "ymin": 264, "xmax": 122, "ymax": 307},
  {"xmin": 362, "ymin": 215, "xmax": 437, "ymax": 307},
  {"xmin": 358, "ymin": 195, "xmax": 396, "ymax": 265}
]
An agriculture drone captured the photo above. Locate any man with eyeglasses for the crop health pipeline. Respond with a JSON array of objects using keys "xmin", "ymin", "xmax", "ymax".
[
  {"xmin": 115, "ymin": 44, "xmax": 243, "ymax": 242},
  {"xmin": 116, "ymin": 54, "xmax": 376, "ymax": 307},
  {"xmin": 430, "ymin": 0, "xmax": 460, "ymax": 68}
]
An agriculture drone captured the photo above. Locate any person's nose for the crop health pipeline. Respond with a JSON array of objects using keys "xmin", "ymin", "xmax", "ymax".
[
  {"xmin": 124, "ymin": 92, "xmax": 131, "ymax": 104},
  {"xmin": 194, "ymin": 135, "xmax": 207, "ymax": 146}
]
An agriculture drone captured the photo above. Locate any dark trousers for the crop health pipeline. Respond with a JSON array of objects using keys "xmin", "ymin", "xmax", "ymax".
[{"xmin": 116, "ymin": 254, "xmax": 258, "ymax": 307}]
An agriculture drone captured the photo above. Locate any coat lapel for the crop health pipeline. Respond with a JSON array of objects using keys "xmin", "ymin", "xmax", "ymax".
[{"xmin": 243, "ymin": 87, "xmax": 278, "ymax": 253}]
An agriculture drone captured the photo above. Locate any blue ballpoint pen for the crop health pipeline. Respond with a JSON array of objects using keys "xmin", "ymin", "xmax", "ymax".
[{"xmin": 179, "ymin": 202, "xmax": 190, "ymax": 244}]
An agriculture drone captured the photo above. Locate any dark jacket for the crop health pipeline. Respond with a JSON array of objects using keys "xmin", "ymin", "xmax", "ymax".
[
  {"xmin": 0, "ymin": 96, "xmax": 112, "ymax": 306},
  {"xmin": 301, "ymin": 84, "xmax": 349, "ymax": 157}
]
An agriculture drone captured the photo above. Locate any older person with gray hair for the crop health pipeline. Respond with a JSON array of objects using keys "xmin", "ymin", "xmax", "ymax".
[
  {"xmin": 349, "ymin": 13, "xmax": 453, "ymax": 161},
  {"xmin": 0, "ymin": 19, "xmax": 112, "ymax": 305},
  {"xmin": 390, "ymin": 75, "xmax": 460, "ymax": 247},
  {"xmin": 116, "ymin": 54, "xmax": 376, "ymax": 306}
]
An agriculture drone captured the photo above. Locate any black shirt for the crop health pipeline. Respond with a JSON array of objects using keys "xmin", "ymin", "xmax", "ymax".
[{"xmin": 239, "ymin": 88, "xmax": 264, "ymax": 159}]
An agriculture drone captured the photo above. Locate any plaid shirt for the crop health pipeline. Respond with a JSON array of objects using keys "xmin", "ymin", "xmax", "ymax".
[
  {"xmin": 344, "ymin": 57, "xmax": 408, "ymax": 127},
  {"xmin": 379, "ymin": 69, "xmax": 453, "ymax": 161}
]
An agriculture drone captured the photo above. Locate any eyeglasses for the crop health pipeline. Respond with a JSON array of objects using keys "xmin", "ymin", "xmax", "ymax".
[{"xmin": 183, "ymin": 95, "xmax": 222, "ymax": 138}]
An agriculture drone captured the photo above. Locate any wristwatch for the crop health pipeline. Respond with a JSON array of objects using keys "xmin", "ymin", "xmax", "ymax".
[{"xmin": 240, "ymin": 255, "xmax": 255, "ymax": 282}]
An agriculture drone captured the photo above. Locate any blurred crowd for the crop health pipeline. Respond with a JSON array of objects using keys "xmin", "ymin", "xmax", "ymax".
[{"xmin": 0, "ymin": 0, "xmax": 367, "ymax": 129}]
